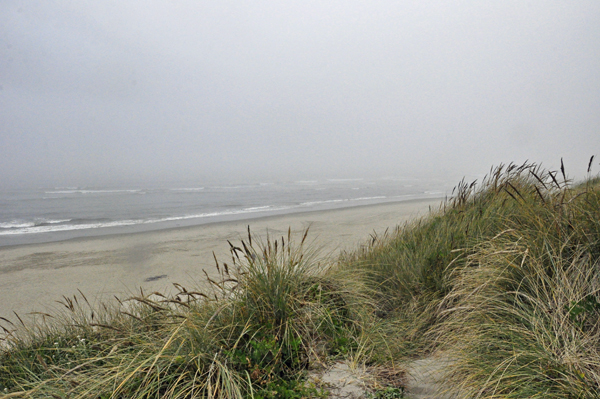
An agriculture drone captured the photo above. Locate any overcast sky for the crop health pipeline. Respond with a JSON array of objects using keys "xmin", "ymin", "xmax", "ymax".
[{"xmin": 1, "ymin": 1, "xmax": 599, "ymax": 188}]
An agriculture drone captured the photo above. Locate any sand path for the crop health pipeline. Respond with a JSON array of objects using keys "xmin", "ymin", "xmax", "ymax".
[
  {"xmin": 404, "ymin": 355, "xmax": 456, "ymax": 399},
  {"xmin": 311, "ymin": 354, "xmax": 457, "ymax": 399}
]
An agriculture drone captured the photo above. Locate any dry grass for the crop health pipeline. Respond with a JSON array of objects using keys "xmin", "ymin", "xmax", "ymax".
[
  {"xmin": 340, "ymin": 159, "xmax": 600, "ymax": 397},
  {"xmin": 437, "ymin": 172, "xmax": 600, "ymax": 398}
]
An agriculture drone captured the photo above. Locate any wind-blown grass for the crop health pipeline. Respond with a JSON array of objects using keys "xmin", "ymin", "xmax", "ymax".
[
  {"xmin": 440, "ymin": 231, "xmax": 600, "ymax": 398},
  {"xmin": 437, "ymin": 166, "xmax": 600, "ymax": 398},
  {"xmin": 340, "ymin": 160, "xmax": 600, "ymax": 397}
]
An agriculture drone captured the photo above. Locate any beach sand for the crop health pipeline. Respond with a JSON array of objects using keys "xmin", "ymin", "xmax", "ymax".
[{"xmin": 0, "ymin": 198, "xmax": 441, "ymax": 320}]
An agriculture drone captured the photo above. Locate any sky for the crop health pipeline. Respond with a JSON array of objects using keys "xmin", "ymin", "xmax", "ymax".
[{"xmin": 1, "ymin": 1, "xmax": 599, "ymax": 188}]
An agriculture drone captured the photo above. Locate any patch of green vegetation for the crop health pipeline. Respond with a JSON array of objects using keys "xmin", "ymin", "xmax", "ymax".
[
  {"xmin": 568, "ymin": 296, "xmax": 600, "ymax": 326},
  {"xmin": 253, "ymin": 379, "xmax": 328, "ymax": 399},
  {"xmin": 367, "ymin": 386, "xmax": 405, "ymax": 399}
]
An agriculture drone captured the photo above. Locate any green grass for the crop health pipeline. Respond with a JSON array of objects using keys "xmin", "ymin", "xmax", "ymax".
[{"xmin": 2, "ymin": 160, "xmax": 600, "ymax": 398}]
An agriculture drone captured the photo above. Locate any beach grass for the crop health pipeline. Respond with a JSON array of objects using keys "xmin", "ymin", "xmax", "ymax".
[
  {"xmin": 0, "ymin": 229, "xmax": 372, "ymax": 398},
  {"xmin": 338, "ymin": 160, "xmax": 600, "ymax": 397},
  {"xmin": 2, "ymin": 160, "xmax": 600, "ymax": 398}
]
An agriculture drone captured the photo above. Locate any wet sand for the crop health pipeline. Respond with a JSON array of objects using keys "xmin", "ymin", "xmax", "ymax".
[{"xmin": 0, "ymin": 198, "xmax": 441, "ymax": 320}]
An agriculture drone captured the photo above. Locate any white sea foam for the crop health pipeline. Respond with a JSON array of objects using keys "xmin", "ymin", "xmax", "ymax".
[
  {"xmin": 243, "ymin": 206, "xmax": 272, "ymax": 211},
  {"xmin": 424, "ymin": 191, "xmax": 444, "ymax": 195},
  {"xmin": 45, "ymin": 189, "xmax": 142, "ymax": 195},
  {"xmin": 380, "ymin": 176, "xmax": 420, "ymax": 181},
  {"xmin": 295, "ymin": 180, "xmax": 319, "ymax": 184},
  {"xmin": 0, "ymin": 219, "xmax": 73, "ymax": 230},
  {"xmin": 300, "ymin": 196, "xmax": 388, "ymax": 207},
  {"xmin": 0, "ymin": 221, "xmax": 36, "ymax": 229},
  {"xmin": 327, "ymin": 178, "xmax": 364, "ymax": 182},
  {"xmin": 41, "ymin": 219, "xmax": 72, "ymax": 225},
  {"xmin": 170, "ymin": 187, "xmax": 205, "ymax": 192},
  {"xmin": 352, "ymin": 196, "xmax": 387, "ymax": 201},
  {"xmin": 0, "ymin": 206, "xmax": 290, "ymax": 236},
  {"xmin": 301, "ymin": 199, "xmax": 348, "ymax": 206},
  {"xmin": 0, "ymin": 220, "xmax": 137, "ymax": 235}
]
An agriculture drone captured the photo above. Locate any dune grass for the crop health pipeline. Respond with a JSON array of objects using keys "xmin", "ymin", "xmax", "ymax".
[
  {"xmin": 2, "ymin": 160, "xmax": 600, "ymax": 398},
  {"xmin": 339, "ymin": 160, "xmax": 600, "ymax": 397},
  {"xmin": 0, "ymin": 229, "xmax": 372, "ymax": 398},
  {"xmin": 436, "ymin": 167, "xmax": 600, "ymax": 398}
]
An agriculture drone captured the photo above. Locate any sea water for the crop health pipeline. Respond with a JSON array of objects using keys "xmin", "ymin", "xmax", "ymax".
[{"xmin": 0, "ymin": 177, "xmax": 448, "ymax": 247}]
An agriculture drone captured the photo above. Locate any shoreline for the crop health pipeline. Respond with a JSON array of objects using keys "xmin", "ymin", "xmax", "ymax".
[
  {"xmin": 0, "ymin": 195, "xmax": 445, "ymax": 248},
  {"xmin": 0, "ymin": 198, "xmax": 442, "ymax": 320},
  {"xmin": 0, "ymin": 197, "xmax": 444, "ymax": 250}
]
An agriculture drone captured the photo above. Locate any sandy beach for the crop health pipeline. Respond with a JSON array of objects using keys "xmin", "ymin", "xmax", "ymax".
[{"xmin": 0, "ymin": 198, "xmax": 441, "ymax": 320}]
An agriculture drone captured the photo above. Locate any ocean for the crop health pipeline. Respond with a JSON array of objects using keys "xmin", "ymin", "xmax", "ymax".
[{"xmin": 0, "ymin": 177, "xmax": 448, "ymax": 247}]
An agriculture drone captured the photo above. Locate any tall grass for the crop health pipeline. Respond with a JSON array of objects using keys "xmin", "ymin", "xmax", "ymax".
[
  {"xmin": 437, "ymin": 165, "xmax": 600, "ymax": 398},
  {"xmin": 340, "ymin": 163, "xmax": 565, "ymax": 355},
  {"xmin": 0, "ymin": 229, "xmax": 370, "ymax": 398},
  {"xmin": 440, "ymin": 231, "xmax": 600, "ymax": 398},
  {"xmin": 340, "ymin": 159, "xmax": 600, "ymax": 397}
]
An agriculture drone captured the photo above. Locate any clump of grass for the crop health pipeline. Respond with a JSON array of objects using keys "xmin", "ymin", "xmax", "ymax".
[
  {"xmin": 440, "ymin": 230, "xmax": 600, "ymax": 398},
  {"xmin": 339, "ymin": 158, "xmax": 600, "ymax": 397},
  {"xmin": 437, "ymin": 165, "xmax": 600, "ymax": 398},
  {"xmin": 0, "ymin": 228, "xmax": 371, "ymax": 398},
  {"xmin": 340, "ymin": 162, "xmax": 568, "ymax": 356}
]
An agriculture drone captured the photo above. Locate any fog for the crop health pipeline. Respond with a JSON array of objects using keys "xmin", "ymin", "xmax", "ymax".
[{"xmin": 1, "ymin": 1, "xmax": 599, "ymax": 188}]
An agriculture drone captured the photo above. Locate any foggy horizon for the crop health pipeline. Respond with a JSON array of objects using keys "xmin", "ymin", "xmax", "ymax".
[{"xmin": 1, "ymin": 1, "xmax": 599, "ymax": 190}]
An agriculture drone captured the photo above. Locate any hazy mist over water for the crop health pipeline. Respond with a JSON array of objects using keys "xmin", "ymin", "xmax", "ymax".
[
  {"xmin": 0, "ymin": 177, "xmax": 448, "ymax": 245},
  {"xmin": 1, "ymin": 1, "xmax": 599, "ymax": 189}
]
